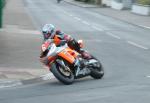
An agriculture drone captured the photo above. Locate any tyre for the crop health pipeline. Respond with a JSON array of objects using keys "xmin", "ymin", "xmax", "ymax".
[
  {"xmin": 90, "ymin": 56, "xmax": 104, "ymax": 79},
  {"xmin": 50, "ymin": 62, "xmax": 74, "ymax": 85},
  {"xmin": 90, "ymin": 63, "xmax": 104, "ymax": 79}
]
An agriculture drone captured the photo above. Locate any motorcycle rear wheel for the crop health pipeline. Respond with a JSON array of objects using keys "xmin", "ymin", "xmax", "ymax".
[
  {"xmin": 90, "ymin": 63, "xmax": 104, "ymax": 79},
  {"xmin": 50, "ymin": 62, "xmax": 74, "ymax": 85},
  {"xmin": 90, "ymin": 57, "xmax": 104, "ymax": 79}
]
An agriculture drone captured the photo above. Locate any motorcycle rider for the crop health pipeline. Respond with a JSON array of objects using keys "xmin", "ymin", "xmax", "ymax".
[{"xmin": 40, "ymin": 24, "xmax": 90, "ymax": 75}]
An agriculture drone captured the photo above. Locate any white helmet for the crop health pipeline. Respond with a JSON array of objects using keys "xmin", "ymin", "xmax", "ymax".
[{"xmin": 42, "ymin": 24, "xmax": 55, "ymax": 40}]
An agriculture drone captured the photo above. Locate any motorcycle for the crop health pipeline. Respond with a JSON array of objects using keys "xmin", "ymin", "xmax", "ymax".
[{"xmin": 40, "ymin": 37, "xmax": 104, "ymax": 85}]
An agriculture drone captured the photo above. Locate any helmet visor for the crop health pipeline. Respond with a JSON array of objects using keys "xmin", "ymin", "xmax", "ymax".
[{"xmin": 43, "ymin": 31, "xmax": 51, "ymax": 40}]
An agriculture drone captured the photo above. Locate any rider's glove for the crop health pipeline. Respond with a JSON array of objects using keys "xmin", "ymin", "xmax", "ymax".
[{"xmin": 40, "ymin": 57, "xmax": 49, "ymax": 65}]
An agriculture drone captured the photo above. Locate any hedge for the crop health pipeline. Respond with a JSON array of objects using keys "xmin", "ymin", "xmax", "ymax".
[{"xmin": 137, "ymin": 0, "xmax": 150, "ymax": 5}]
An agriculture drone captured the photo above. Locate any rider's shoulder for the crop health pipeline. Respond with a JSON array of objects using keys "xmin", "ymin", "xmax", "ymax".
[
  {"xmin": 56, "ymin": 30, "xmax": 64, "ymax": 35},
  {"xmin": 43, "ymin": 39, "xmax": 53, "ymax": 43}
]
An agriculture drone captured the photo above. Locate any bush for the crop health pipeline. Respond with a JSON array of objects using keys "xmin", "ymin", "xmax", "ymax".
[
  {"xmin": 114, "ymin": 0, "xmax": 122, "ymax": 3},
  {"xmin": 137, "ymin": 0, "xmax": 150, "ymax": 5},
  {"xmin": 81, "ymin": 0, "xmax": 90, "ymax": 3},
  {"xmin": 0, "ymin": 0, "xmax": 6, "ymax": 8},
  {"xmin": 74, "ymin": 0, "xmax": 101, "ymax": 4}
]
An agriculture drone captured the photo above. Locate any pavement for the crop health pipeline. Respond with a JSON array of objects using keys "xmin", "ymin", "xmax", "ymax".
[
  {"xmin": 64, "ymin": 0, "xmax": 150, "ymax": 29},
  {"xmin": 0, "ymin": 0, "xmax": 53, "ymax": 88}
]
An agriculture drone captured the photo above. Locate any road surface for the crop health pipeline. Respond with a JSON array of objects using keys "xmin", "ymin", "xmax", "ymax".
[{"xmin": 0, "ymin": 0, "xmax": 150, "ymax": 103}]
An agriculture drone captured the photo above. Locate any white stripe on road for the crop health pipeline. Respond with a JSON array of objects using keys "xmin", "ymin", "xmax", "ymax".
[
  {"xmin": 127, "ymin": 41, "xmax": 149, "ymax": 50},
  {"xmin": 91, "ymin": 26, "xmax": 103, "ymax": 31},
  {"xmin": 0, "ymin": 73, "xmax": 55, "ymax": 89},
  {"xmin": 40, "ymin": 73, "xmax": 55, "ymax": 80},
  {"xmin": 62, "ymin": 11, "xmax": 68, "ymax": 14},
  {"xmin": 139, "ymin": 25, "xmax": 150, "ymax": 29},
  {"xmin": 146, "ymin": 76, "xmax": 150, "ymax": 78},
  {"xmin": 106, "ymin": 32, "xmax": 121, "ymax": 39},
  {"xmin": 82, "ymin": 21, "xmax": 90, "ymax": 25},
  {"xmin": 0, "ymin": 81, "xmax": 22, "ymax": 89},
  {"xmin": 69, "ymin": 14, "xmax": 73, "ymax": 17},
  {"xmin": 74, "ymin": 17, "xmax": 81, "ymax": 21}
]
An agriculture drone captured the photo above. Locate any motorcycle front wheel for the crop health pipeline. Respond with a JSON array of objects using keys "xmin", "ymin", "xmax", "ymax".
[{"xmin": 50, "ymin": 62, "xmax": 74, "ymax": 85}]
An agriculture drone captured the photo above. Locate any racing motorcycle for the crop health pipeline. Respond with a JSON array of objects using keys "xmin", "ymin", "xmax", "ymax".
[{"xmin": 40, "ymin": 37, "xmax": 104, "ymax": 85}]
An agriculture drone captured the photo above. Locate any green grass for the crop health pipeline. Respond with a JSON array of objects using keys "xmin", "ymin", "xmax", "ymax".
[{"xmin": 137, "ymin": 0, "xmax": 150, "ymax": 5}]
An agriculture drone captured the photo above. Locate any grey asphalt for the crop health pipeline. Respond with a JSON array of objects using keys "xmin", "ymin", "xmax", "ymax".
[{"xmin": 0, "ymin": 0, "xmax": 150, "ymax": 103}]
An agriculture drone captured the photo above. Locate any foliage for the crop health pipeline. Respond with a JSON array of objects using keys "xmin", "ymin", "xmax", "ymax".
[
  {"xmin": 137, "ymin": 0, "xmax": 150, "ymax": 5},
  {"xmin": 74, "ymin": 0, "xmax": 100, "ymax": 4},
  {"xmin": 75, "ymin": 0, "xmax": 91, "ymax": 2}
]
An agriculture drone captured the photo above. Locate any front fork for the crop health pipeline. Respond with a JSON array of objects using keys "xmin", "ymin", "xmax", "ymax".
[
  {"xmin": 74, "ymin": 58, "xmax": 91, "ymax": 78},
  {"xmin": 55, "ymin": 59, "xmax": 71, "ymax": 72}
]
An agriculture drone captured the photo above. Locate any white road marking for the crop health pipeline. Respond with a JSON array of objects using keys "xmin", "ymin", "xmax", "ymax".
[
  {"xmin": 0, "ymin": 81, "xmax": 13, "ymax": 83},
  {"xmin": 0, "ymin": 81, "xmax": 22, "ymax": 89},
  {"xmin": 0, "ymin": 73, "xmax": 55, "ymax": 89},
  {"xmin": 127, "ymin": 41, "xmax": 149, "ymax": 50},
  {"xmin": 40, "ymin": 73, "xmax": 55, "ymax": 80},
  {"xmin": 139, "ymin": 25, "xmax": 150, "ymax": 29},
  {"xmin": 62, "ymin": 11, "xmax": 68, "ymax": 14},
  {"xmin": 106, "ymin": 32, "xmax": 121, "ymax": 39},
  {"xmin": 146, "ymin": 76, "xmax": 150, "ymax": 78},
  {"xmin": 74, "ymin": 17, "xmax": 81, "ymax": 21},
  {"xmin": 91, "ymin": 26, "xmax": 103, "ymax": 31},
  {"xmin": 69, "ymin": 14, "xmax": 73, "ymax": 17},
  {"xmin": 82, "ymin": 21, "xmax": 90, "ymax": 25}
]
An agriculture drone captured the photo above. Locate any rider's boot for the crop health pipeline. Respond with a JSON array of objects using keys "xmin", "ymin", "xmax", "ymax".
[{"xmin": 79, "ymin": 49, "xmax": 92, "ymax": 59}]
